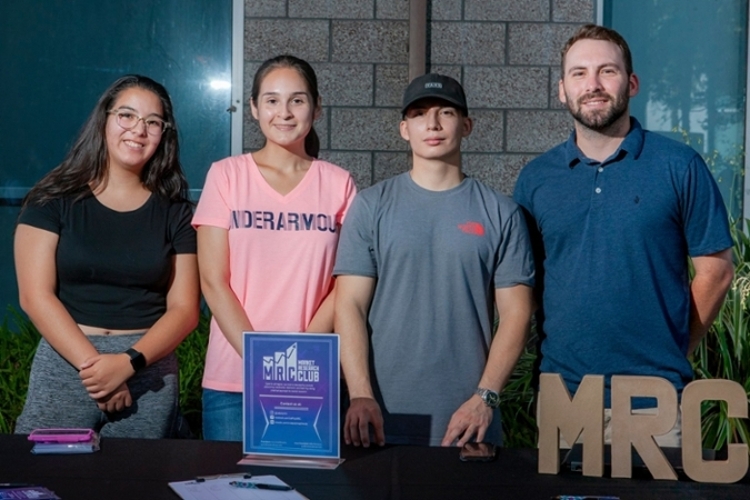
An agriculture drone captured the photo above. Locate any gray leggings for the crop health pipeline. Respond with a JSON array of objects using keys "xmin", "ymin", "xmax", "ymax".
[{"xmin": 14, "ymin": 334, "xmax": 179, "ymax": 438}]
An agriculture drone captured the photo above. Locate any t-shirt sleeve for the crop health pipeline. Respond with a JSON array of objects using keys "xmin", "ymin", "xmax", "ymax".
[
  {"xmin": 338, "ymin": 173, "xmax": 358, "ymax": 225},
  {"xmin": 192, "ymin": 162, "xmax": 232, "ymax": 229},
  {"xmin": 170, "ymin": 201, "xmax": 197, "ymax": 254},
  {"xmin": 681, "ymin": 153, "xmax": 733, "ymax": 257},
  {"xmin": 17, "ymin": 198, "xmax": 63, "ymax": 234},
  {"xmin": 494, "ymin": 204, "xmax": 535, "ymax": 289},
  {"xmin": 333, "ymin": 192, "xmax": 377, "ymax": 278}
]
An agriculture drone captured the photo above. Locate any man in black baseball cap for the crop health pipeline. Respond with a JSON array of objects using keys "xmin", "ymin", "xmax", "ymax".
[{"xmin": 334, "ymin": 72, "xmax": 534, "ymax": 449}]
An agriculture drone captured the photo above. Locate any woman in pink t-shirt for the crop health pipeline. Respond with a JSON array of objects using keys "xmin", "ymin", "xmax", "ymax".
[{"xmin": 192, "ymin": 55, "xmax": 356, "ymax": 441}]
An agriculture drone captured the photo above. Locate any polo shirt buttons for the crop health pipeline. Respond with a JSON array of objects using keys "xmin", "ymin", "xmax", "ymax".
[
  {"xmin": 595, "ymin": 187, "xmax": 602, "ymax": 194},
  {"xmin": 598, "ymin": 167, "xmax": 604, "ymax": 172}
]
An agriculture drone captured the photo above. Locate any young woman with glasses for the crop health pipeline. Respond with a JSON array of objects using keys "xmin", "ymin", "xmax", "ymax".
[
  {"xmin": 192, "ymin": 55, "xmax": 356, "ymax": 441},
  {"xmin": 14, "ymin": 75, "xmax": 199, "ymax": 438}
]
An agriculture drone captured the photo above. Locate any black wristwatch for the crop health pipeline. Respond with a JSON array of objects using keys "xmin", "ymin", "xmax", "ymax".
[
  {"xmin": 476, "ymin": 387, "xmax": 500, "ymax": 408},
  {"xmin": 125, "ymin": 348, "xmax": 147, "ymax": 373}
]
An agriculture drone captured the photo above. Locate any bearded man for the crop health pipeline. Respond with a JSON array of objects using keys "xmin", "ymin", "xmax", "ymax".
[{"xmin": 513, "ymin": 24, "xmax": 734, "ymax": 447}]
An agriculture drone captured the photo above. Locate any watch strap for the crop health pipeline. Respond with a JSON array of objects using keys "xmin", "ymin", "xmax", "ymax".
[{"xmin": 125, "ymin": 348, "xmax": 147, "ymax": 372}]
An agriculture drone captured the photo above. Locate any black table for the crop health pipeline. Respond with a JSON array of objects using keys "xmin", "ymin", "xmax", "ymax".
[{"xmin": 1, "ymin": 435, "xmax": 748, "ymax": 499}]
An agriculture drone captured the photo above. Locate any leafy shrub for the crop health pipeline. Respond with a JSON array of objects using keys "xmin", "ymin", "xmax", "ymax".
[
  {"xmin": 175, "ymin": 312, "xmax": 209, "ymax": 436},
  {"xmin": 0, "ymin": 309, "xmax": 40, "ymax": 434},
  {"xmin": 690, "ymin": 221, "xmax": 750, "ymax": 450},
  {"xmin": 499, "ymin": 335, "xmax": 538, "ymax": 448}
]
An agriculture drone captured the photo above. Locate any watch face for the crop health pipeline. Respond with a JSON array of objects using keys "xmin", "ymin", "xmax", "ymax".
[
  {"xmin": 483, "ymin": 390, "xmax": 500, "ymax": 408},
  {"xmin": 126, "ymin": 348, "xmax": 146, "ymax": 371}
]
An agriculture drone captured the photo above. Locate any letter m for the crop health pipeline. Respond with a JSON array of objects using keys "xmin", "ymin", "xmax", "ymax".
[
  {"xmin": 262, "ymin": 356, "xmax": 274, "ymax": 380},
  {"xmin": 538, "ymin": 373, "xmax": 604, "ymax": 477}
]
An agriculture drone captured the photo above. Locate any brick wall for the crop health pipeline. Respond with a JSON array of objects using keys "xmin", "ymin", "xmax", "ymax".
[{"xmin": 243, "ymin": 0, "xmax": 594, "ymax": 194}]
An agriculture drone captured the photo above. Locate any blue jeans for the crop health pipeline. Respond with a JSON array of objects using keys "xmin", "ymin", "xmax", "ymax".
[{"xmin": 202, "ymin": 388, "xmax": 243, "ymax": 442}]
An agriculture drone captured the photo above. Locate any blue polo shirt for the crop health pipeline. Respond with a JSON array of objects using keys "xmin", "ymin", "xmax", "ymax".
[{"xmin": 513, "ymin": 118, "xmax": 732, "ymax": 407}]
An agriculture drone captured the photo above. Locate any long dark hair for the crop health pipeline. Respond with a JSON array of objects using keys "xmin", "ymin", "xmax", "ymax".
[
  {"xmin": 250, "ymin": 55, "xmax": 321, "ymax": 158},
  {"xmin": 23, "ymin": 75, "xmax": 189, "ymax": 207}
]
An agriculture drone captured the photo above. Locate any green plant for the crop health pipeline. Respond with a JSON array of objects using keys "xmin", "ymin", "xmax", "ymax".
[
  {"xmin": 691, "ymin": 220, "xmax": 750, "ymax": 451},
  {"xmin": 500, "ymin": 334, "xmax": 538, "ymax": 448},
  {"xmin": 0, "ymin": 308, "xmax": 41, "ymax": 434},
  {"xmin": 175, "ymin": 312, "xmax": 210, "ymax": 436}
]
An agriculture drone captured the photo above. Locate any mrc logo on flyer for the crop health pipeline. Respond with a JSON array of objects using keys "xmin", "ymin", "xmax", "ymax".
[{"xmin": 262, "ymin": 342, "xmax": 320, "ymax": 382}]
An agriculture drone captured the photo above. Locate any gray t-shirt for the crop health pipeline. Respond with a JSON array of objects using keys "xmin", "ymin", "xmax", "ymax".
[{"xmin": 334, "ymin": 173, "xmax": 534, "ymax": 445}]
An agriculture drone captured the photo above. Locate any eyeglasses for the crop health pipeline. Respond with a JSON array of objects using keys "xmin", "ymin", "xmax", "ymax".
[{"xmin": 107, "ymin": 108, "xmax": 171, "ymax": 135}]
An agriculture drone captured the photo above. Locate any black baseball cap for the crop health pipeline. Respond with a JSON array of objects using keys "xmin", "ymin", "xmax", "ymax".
[{"xmin": 401, "ymin": 73, "xmax": 468, "ymax": 116}]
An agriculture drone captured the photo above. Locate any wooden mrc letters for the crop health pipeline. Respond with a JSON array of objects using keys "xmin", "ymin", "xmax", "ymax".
[{"xmin": 537, "ymin": 373, "xmax": 749, "ymax": 483}]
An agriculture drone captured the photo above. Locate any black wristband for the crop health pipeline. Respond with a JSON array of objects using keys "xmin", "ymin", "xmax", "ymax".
[{"xmin": 125, "ymin": 348, "xmax": 147, "ymax": 373}]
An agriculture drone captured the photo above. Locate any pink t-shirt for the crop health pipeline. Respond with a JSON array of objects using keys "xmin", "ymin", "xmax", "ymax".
[{"xmin": 192, "ymin": 154, "xmax": 357, "ymax": 392}]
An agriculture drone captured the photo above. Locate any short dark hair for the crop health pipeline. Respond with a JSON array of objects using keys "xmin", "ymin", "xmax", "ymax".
[
  {"xmin": 560, "ymin": 24, "xmax": 633, "ymax": 78},
  {"xmin": 250, "ymin": 55, "xmax": 321, "ymax": 158},
  {"xmin": 24, "ymin": 75, "xmax": 188, "ymax": 207}
]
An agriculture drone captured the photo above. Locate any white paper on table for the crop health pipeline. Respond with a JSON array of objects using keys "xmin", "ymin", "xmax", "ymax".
[{"xmin": 168, "ymin": 474, "xmax": 308, "ymax": 500}]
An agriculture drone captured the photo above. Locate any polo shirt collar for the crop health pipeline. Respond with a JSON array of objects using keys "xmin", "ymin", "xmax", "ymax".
[{"xmin": 564, "ymin": 117, "xmax": 645, "ymax": 168}]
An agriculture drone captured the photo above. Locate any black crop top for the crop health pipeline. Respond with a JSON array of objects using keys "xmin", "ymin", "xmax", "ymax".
[{"xmin": 18, "ymin": 192, "xmax": 196, "ymax": 329}]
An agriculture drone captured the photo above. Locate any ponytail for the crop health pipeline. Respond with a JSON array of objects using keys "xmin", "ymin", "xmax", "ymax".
[{"xmin": 305, "ymin": 127, "xmax": 320, "ymax": 158}]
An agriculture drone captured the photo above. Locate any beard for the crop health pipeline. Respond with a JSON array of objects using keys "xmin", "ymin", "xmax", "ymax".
[{"xmin": 566, "ymin": 88, "xmax": 629, "ymax": 132}]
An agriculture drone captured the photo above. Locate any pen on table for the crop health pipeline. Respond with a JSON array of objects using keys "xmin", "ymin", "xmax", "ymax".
[
  {"xmin": 229, "ymin": 480, "xmax": 294, "ymax": 491},
  {"xmin": 552, "ymin": 496, "xmax": 620, "ymax": 500},
  {"xmin": 195, "ymin": 473, "xmax": 252, "ymax": 482}
]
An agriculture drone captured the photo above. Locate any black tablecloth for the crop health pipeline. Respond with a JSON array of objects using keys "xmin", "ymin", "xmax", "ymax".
[{"xmin": 1, "ymin": 435, "xmax": 748, "ymax": 499}]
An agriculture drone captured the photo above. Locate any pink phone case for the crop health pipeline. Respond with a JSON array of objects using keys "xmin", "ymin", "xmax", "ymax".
[{"xmin": 28, "ymin": 428, "xmax": 95, "ymax": 443}]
